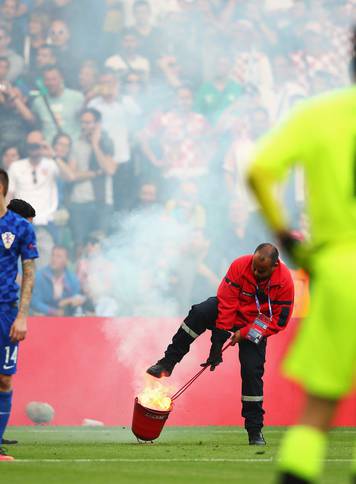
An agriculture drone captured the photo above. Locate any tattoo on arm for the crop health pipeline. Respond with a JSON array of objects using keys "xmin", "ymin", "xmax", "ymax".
[{"xmin": 19, "ymin": 259, "xmax": 36, "ymax": 319}]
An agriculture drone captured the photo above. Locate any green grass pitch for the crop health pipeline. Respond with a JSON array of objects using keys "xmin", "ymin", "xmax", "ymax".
[{"xmin": 1, "ymin": 427, "xmax": 354, "ymax": 483}]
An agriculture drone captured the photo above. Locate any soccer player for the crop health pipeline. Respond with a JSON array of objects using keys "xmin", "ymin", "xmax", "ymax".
[
  {"xmin": 247, "ymin": 28, "xmax": 356, "ymax": 484},
  {"xmin": 1, "ymin": 199, "xmax": 36, "ymax": 447},
  {"xmin": 0, "ymin": 174, "xmax": 38, "ymax": 461}
]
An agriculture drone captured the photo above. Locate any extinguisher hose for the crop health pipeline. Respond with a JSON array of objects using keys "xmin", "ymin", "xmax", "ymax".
[{"xmin": 170, "ymin": 341, "xmax": 232, "ymax": 401}]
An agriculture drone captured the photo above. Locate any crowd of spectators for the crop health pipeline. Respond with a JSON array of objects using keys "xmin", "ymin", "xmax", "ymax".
[{"xmin": 0, "ymin": 0, "xmax": 354, "ymax": 316}]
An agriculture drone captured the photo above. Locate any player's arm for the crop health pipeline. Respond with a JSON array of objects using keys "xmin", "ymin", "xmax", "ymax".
[
  {"xmin": 247, "ymin": 165, "xmax": 287, "ymax": 233},
  {"xmin": 10, "ymin": 259, "xmax": 36, "ymax": 342},
  {"xmin": 247, "ymin": 103, "xmax": 309, "ymax": 254}
]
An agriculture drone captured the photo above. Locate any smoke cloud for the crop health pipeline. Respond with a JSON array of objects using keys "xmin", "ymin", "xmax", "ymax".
[{"xmin": 88, "ymin": 206, "xmax": 204, "ymax": 390}]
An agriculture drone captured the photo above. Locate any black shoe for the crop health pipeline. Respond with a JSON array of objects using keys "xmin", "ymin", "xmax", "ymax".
[
  {"xmin": 146, "ymin": 361, "xmax": 173, "ymax": 378},
  {"xmin": 1, "ymin": 439, "xmax": 18, "ymax": 445},
  {"xmin": 248, "ymin": 430, "xmax": 266, "ymax": 445},
  {"xmin": 278, "ymin": 472, "xmax": 310, "ymax": 483}
]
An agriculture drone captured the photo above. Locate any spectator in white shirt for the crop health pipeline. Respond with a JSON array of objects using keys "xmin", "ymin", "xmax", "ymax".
[
  {"xmin": 88, "ymin": 70, "xmax": 140, "ymax": 211},
  {"xmin": 8, "ymin": 130, "xmax": 74, "ymax": 240}
]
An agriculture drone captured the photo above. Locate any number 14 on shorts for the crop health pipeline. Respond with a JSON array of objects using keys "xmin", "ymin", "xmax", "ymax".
[{"xmin": 3, "ymin": 346, "xmax": 18, "ymax": 370}]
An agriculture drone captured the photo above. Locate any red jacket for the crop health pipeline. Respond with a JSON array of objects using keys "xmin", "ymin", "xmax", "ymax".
[{"xmin": 216, "ymin": 255, "xmax": 294, "ymax": 338}]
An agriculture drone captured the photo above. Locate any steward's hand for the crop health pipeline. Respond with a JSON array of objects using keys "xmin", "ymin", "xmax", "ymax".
[
  {"xmin": 230, "ymin": 330, "xmax": 241, "ymax": 346},
  {"xmin": 201, "ymin": 327, "xmax": 230, "ymax": 371}
]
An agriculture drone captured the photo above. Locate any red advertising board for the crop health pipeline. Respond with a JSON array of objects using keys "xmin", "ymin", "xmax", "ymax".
[{"xmin": 10, "ymin": 317, "xmax": 355, "ymax": 427}]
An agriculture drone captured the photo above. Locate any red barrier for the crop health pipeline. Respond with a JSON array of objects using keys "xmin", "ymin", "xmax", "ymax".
[{"xmin": 9, "ymin": 317, "xmax": 355, "ymax": 427}]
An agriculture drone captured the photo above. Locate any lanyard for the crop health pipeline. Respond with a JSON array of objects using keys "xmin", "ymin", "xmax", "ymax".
[{"xmin": 254, "ymin": 282, "xmax": 273, "ymax": 321}]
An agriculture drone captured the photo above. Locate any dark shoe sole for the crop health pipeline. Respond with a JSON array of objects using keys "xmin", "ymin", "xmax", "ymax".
[
  {"xmin": 146, "ymin": 366, "xmax": 172, "ymax": 379},
  {"xmin": 1, "ymin": 439, "xmax": 18, "ymax": 445}
]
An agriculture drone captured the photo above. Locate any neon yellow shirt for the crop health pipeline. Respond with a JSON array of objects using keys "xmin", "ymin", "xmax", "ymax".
[{"xmin": 250, "ymin": 86, "xmax": 356, "ymax": 247}]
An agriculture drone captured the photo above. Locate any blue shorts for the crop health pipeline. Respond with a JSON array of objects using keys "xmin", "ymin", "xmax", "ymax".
[{"xmin": 0, "ymin": 303, "xmax": 19, "ymax": 375}]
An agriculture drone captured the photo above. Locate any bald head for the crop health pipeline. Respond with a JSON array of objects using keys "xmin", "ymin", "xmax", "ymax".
[{"xmin": 252, "ymin": 243, "xmax": 279, "ymax": 281}]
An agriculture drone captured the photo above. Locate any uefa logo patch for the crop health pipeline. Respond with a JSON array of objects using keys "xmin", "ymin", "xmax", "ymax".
[{"xmin": 2, "ymin": 232, "xmax": 15, "ymax": 249}]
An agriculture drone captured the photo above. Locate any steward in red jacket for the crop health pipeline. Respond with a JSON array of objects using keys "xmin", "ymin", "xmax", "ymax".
[
  {"xmin": 147, "ymin": 243, "xmax": 295, "ymax": 445},
  {"xmin": 216, "ymin": 254, "xmax": 294, "ymax": 339}
]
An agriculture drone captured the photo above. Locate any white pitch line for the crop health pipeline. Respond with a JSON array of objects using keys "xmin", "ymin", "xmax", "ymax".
[
  {"xmin": 214, "ymin": 429, "xmax": 356, "ymax": 434},
  {"xmin": 9, "ymin": 458, "xmax": 355, "ymax": 464},
  {"xmin": 12, "ymin": 458, "xmax": 273, "ymax": 463}
]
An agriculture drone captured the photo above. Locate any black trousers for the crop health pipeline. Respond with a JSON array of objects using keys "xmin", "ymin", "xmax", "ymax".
[{"xmin": 162, "ymin": 297, "xmax": 266, "ymax": 431}]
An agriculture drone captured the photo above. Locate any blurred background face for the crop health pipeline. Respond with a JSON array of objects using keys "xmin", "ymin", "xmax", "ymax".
[
  {"xmin": 2, "ymin": 146, "xmax": 20, "ymax": 169},
  {"xmin": 99, "ymin": 74, "xmax": 119, "ymax": 99},
  {"xmin": 86, "ymin": 239, "xmax": 101, "ymax": 257},
  {"xmin": 80, "ymin": 112, "xmax": 97, "ymax": 137},
  {"xmin": 26, "ymin": 131, "xmax": 45, "ymax": 160},
  {"xmin": 36, "ymin": 47, "xmax": 56, "ymax": 67},
  {"xmin": 53, "ymin": 135, "xmax": 71, "ymax": 159},
  {"xmin": 43, "ymin": 69, "xmax": 63, "ymax": 96},
  {"xmin": 1, "ymin": 0, "xmax": 17, "ymax": 20},
  {"xmin": 215, "ymin": 56, "xmax": 231, "ymax": 80},
  {"xmin": 139, "ymin": 183, "xmax": 157, "ymax": 204},
  {"xmin": 49, "ymin": 20, "xmax": 70, "ymax": 47},
  {"xmin": 29, "ymin": 18, "xmax": 43, "ymax": 36},
  {"xmin": 125, "ymin": 72, "xmax": 142, "ymax": 96},
  {"xmin": 79, "ymin": 62, "xmax": 98, "ymax": 91},
  {"xmin": 51, "ymin": 247, "xmax": 68, "ymax": 272},
  {"xmin": 122, "ymin": 34, "xmax": 138, "ymax": 53},
  {"xmin": 29, "ymin": 14, "xmax": 49, "ymax": 37},
  {"xmin": 133, "ymin": 3, "xmax": 151, "ymax": 26}
]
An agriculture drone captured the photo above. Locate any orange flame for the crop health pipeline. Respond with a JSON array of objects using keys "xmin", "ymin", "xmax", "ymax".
[{"xmin": 138, "ymin": 377, "xmax": 174, "ymax": 411}]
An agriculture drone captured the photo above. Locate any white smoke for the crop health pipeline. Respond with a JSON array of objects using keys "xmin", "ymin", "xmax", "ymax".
[{"xmin": 88, "ymin": 206, "xmax": 203, "ymax": 388}]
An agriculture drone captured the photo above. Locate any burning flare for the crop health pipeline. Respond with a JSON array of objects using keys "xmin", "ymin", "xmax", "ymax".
[{"xmin": 138, "ymin": 377, "xmax": 174, "ymax": 411}]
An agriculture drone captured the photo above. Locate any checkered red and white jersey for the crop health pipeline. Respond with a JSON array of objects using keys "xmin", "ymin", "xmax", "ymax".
[{"xmin": 143, "ymin": 110, "xmax": 211, "ymax": 179}]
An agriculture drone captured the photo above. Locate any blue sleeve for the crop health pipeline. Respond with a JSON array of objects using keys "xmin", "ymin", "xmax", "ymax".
[
  {"xmin": 20, "ymin": 223, "xmax": 39, "ymax": 261},
  {"xmin": 68, "ymin": 271, "xmax": 81, "ymax": 296},
  {"xmin": 31, "ymin": 272, "xmax": 56, "ymax": 315}
]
